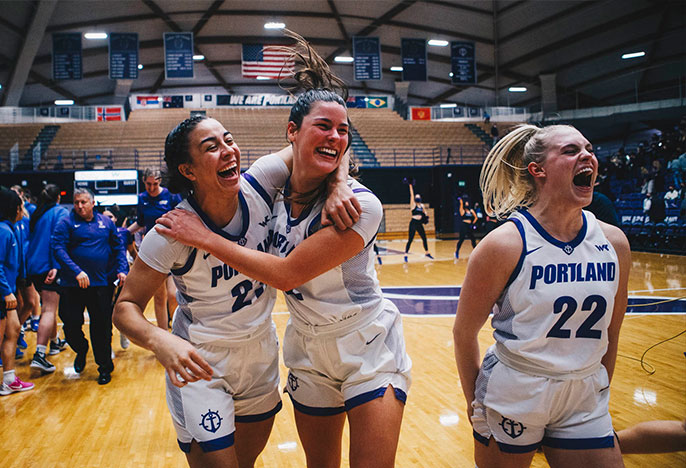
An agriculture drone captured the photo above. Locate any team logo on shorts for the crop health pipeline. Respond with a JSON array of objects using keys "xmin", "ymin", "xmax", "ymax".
[
  {"xmin": 563, "ymin": 244, "xmax": 574, "ymax": 255},
  {"xmin": 499, "ymin": 416, "xmax": 526, "ymax": 439},
  {"xmin": 287, "ymin": 372, "xmax": 299, "ymax": 391},
  {"xmin": 199, "ymin": 409, "xmax": 223, "ymax": 433}
]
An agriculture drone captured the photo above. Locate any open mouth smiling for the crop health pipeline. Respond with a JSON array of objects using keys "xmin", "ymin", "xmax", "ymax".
[
  {"xmin": 218, "ymin": 162, "xmax": 238, "ymax": 178},
  {"xmin": 572, "ymin": 167, "xmax": 594, "ymax": 187},
  {"xmin": 316, "ymin": 147, "xmax": 338, "ymax": 158}
]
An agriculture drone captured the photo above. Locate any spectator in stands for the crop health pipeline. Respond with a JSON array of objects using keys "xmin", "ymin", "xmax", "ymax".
[
  {"xmin": 0, "ymin": 188, "xmax": 34, "ymax": 395},
  {"xmin": 128, "ymin": 168, "xmax": 181, "ymax": 330},
  {"xmin": 404, "ymin": 181, "xmax": 433, "ymax": 261},
  {"xmin": 648, "ymin": 192, "xmax": 666, "ymax": 224},
  {"xmin": 454, "ymin": 196, "xmax": 477, "ymax": 259},
  {"xmin": 52, "ymin": 188, "xmax": 127, "ymax": 385},
  {"xmin": 490, "ymin": 124, "xmax": 499, "ymax": 145},
  {"xmin": 664, "ymin": 185, "xmax": 680, "ymax": 201},
  {"xmin": 643, "ymin": 192, "xmax": 652, "ymax": 214},
  {"xmin": 28, "ymin": 184, "xmax": 69, "ymax": 374},
  {"xmin": 483, "ymin": 111, "xmax": 491, "ymax": 124}
]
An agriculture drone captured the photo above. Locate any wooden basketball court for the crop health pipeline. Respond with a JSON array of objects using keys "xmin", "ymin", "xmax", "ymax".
[{"xmin": 1, "ymin": 239, "xmax": 684, "ymax": 467}]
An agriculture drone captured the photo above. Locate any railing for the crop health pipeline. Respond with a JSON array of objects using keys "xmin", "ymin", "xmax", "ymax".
[{"xmin": 4, "ymin": 144, "xmax": 490, "ymax": 172}]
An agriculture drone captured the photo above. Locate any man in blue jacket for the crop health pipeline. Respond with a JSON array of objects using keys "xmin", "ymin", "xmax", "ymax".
[{"xmin": 52, "ymin": 189, "xmax": 128, "ymax": 385}]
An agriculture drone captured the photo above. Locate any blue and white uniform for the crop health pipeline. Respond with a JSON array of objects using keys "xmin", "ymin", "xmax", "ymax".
[
  {"xmin": 472, "ymin": 209, "xmax": 619, "ymax": 452},
  {"xmin": 137, "ymin": 154, "xmax": 289, "ymax": 453},
  {"xmin": 272, "ymin": 178, "xmax": 412, "ymax": 414}
]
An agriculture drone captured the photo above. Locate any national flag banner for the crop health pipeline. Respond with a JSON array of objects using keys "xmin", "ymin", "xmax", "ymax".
[
  {"xmin": 242, "ymin": 44, "xmax": 294, "ymax": 79},
  {"xmin": 136, "ymin": 95, "xmax": 159, "ymax": 106},
  {"xmin": 97, "ymin": 107, "xmax": 122, "ymax": 121},
  {"xmin": 366, "ymin": 96, "xmax": 388, "ymax": 108},
  {"xmin": 411, "ymin": 107, "xmax": 431, "ymax": 120}
]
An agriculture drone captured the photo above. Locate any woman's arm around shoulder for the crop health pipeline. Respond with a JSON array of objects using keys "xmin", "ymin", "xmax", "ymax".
[
  {"xmin": 598, "ymin": 221, "xmax": 631, "ymax": 382},
  {"xmin": 453, "ymin": 221, "xmax": 523, "ymax": 418}
]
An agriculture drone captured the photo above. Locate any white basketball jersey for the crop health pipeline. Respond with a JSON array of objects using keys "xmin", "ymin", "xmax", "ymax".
[
  {"xmin": 492, "ymin": 210, "xmax": 619, "ymax": 375},
  {"xmin": 138, "ymin": 157, "xmax": 289, "ymax": 344},
  {"xmin": 271, "ymin": 179, "xmax": 389, "ymax": 329}
]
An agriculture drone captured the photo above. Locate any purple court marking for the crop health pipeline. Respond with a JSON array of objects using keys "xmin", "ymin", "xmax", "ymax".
[{"xmin": 381, "ymin": 286, "xmax": 686, "ymax": 316}]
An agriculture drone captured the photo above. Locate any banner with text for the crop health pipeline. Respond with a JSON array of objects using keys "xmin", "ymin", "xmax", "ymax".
[
  {"xmin": 109, "ymin": 33, "xmax": 139, "ymax": 80},
  {"xmin": 53, "ymin": 33, "xmax": 82, "ymax": 80},
  {"xmin": 401, "ymin": 38, "xmax": 427, "ymax": 82},
  {"xmin": 451, "ymin": 41, "xmax": 476, "ymax": 85},
  {"xmin": 353, "ymin": 37, "xmax": 382, "ymax": 81},
  {"xmin": 164, "ymin": 32, "xmax": 194, "ymax": 79}
]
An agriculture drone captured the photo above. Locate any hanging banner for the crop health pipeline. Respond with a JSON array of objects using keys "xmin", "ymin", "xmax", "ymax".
[
  {"xmin": 53, "ymin": 32, "xmax": 82, "ymax": 80},
  {"xmin": 109, "ymin": 33, "xmax": 139, "ymax": 80},
  {"xmin": 164, "ymin": 32, "xmax": 194, "ymax": 79},
  {"xmin": 401, "ymin": 38, "xmax": 427, "ymax": 82},
  {"xmin": 353, "ymin": 37, "xmax": 381, "ymax": 81},
  {"xmin": 451, "ymin": 41, "xmax": 477, "ymax": 85}
]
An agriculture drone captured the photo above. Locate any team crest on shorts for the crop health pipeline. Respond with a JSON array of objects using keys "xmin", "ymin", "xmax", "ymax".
[
  {"xmin": 288, "ymin": 372, "xmax": 299, "ymax": 391},
  {"xmin": 499, "ymin": 416, "xmax": 526, "ymax": 439},
  {"xmin": 199, "ymin": 409, "xmax": 223, "ymax": 433}
]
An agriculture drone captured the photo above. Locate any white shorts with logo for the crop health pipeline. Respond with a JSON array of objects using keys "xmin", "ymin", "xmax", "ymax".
[
  {"xmin": 283, "ymin": 304, "xmax": 412, "ymax": 415},
  {"xmin": 471, "ymin": 350, "xmax": 615, "ymax": 453},
  {"xmin": 165, "ymin": 320, "xmax": 282, "ymax": 453}
]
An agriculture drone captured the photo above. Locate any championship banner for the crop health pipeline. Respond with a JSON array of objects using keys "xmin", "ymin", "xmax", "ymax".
[
  {"xmin": 353, "ymin": 37, "xmax": 381, "ymax": 81},
  {"xmin": 401, "ymin": 38, "xmax": 427, "ymax": 82},
  {"xmin": 164, "ymin": 32, "xmax": 194, "ymax": 79},
  {"xmin": 411, "ymin": 107, "xmax": 431, "ymax": 120},
  {"xmin": 451, "ymin": 41, "xmax": 477, "ymax": 85},
  {"xmin": 53, "ymin": 32, "xmax": 82, "ymax": 80},
  {"xmin": 109, "ymin": 33, "xmax": 138, "ymax": 80}
]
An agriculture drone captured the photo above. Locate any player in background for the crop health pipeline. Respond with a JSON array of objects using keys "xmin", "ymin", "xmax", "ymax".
[
  {"xmin": 453, "ymin": 124, "xmax": 630, "ymax": 467},
  {"xmin": 127, "ymin": 168, "xmax": 181, "ymax": 329},
  {"xmin": 155, "ymin": 31, "xmax": 411, "ymax": 468},
  {"xmin": 403, "ymin": 180, "xmax": 433, "ymax": 261},
  {"xmin": 28, "ymin": 184, "xmax": 69, "ymax": 373}
]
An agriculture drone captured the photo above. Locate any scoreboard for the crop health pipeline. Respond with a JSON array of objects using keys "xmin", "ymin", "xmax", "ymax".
[{"xmin": 74, "ymin": 170, "xmax": 138, "ymax": 206}]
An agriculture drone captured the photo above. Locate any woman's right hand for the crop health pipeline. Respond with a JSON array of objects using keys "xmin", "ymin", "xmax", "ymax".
[
  {"xmin": 150, "ymin": 331, "xmax": 213, "ymax": 388},
  {"xmin": 45, "ymin": 268, "xmax": 58, "ymax": 284}
]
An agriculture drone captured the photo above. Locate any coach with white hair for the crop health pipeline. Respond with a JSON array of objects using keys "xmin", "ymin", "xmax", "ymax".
[{"xmin": 52, "ymin": 188, "xmax": 127, "ymax": 385}]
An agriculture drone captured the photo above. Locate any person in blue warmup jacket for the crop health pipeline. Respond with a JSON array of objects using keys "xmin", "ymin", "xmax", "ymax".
[
  {"xmin": 0, "ymin": 188, "xmax": 34, "ymax": 395},
  {"xmin": 27, "ymin": 184, "xmax": 69, "ymax": 373},
  {"xmin": 52, "ymin": 188, "xmax": 128, "ymax": 385},
  {"xmin": 128, "ymin": 168, "xmax": 181, "ymax": 329}
]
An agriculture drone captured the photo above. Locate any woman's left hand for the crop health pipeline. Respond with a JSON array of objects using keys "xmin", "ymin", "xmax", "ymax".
[{"xmin": 155, "ymin": 209, "xmax": 210, "ymax": 249}]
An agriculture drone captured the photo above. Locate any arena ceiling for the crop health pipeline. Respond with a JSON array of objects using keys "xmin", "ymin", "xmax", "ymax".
[{"xmin": 0, "ymin": 0, "xmax": 684, "ymax": 111}]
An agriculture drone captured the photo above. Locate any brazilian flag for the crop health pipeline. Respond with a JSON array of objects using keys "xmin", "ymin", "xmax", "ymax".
[{"xmin": 366, "ymin": 96, "xmax": 388, "ymax": 108}]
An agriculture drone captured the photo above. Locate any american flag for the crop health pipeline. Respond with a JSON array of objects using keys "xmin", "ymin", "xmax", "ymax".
[{"xmin": 241, "ymin": 44, "xmax": 294, "ymax": 79}]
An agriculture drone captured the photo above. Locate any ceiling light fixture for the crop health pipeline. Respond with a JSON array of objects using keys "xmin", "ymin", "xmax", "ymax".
[
  {"xmin": 508, "ymin": 87, "xmax": 527, "ymax": 92},
  {"xmin": 54, "ymin": 99, "xmax": 74, "ymax": 105},
  {"xmin": 334, "ymin": 56, "xmax": 354, "ymax": 63},
  {"xmin": 390, "ymin": 66, "xmax": 403, "ymax": 72},
  {"xmin": 621, "ymin": 51, "xmax": 645, "ymax": 59},
  {"xmin": 256, "ymin": 76, "xmax": 271, "ymax": 80},
  {"xmin": 264, "ymin": 22, "xmax": 285, "ymax": 29},
  {"xmin": 137, "ymin": 64, "xmax": 143, "ymax": 70},
  {"xmin": 428, "ymin": 39, "xmax": 448, "ymax": 47},
  {"xmin": 193, "ymin": 55, "xmax": 205, "ymax": 61},
  {"xmin": 440, "ymin": 103, "xmax": 457, "ymax": 108},
  {"xmin": 84, "ymin": 32, "xmax": 108, "ymax": 40}
]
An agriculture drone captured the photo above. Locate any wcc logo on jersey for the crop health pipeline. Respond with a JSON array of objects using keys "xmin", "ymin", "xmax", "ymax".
[
  {"xmin": 199, "ymin": 409, "xmax": 223, "ymax": 433},
  {"xmin": 595, "ymin": 244, "xmax": 610, "ymax": 252}
]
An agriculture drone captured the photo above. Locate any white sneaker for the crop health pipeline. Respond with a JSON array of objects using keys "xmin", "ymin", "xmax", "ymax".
[{"xmin": 120, "ymin": 334, "xmax": 130, "ymax": 349}]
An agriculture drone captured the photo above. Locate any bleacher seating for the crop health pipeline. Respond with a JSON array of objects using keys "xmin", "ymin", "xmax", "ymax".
[
  {"xmin": 378, "ymin": 203, "xmax": 435, "ymax": 238},
  {"xmin": 0, "ymin": 124, "xmax": 44, "ymax": 171}
]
